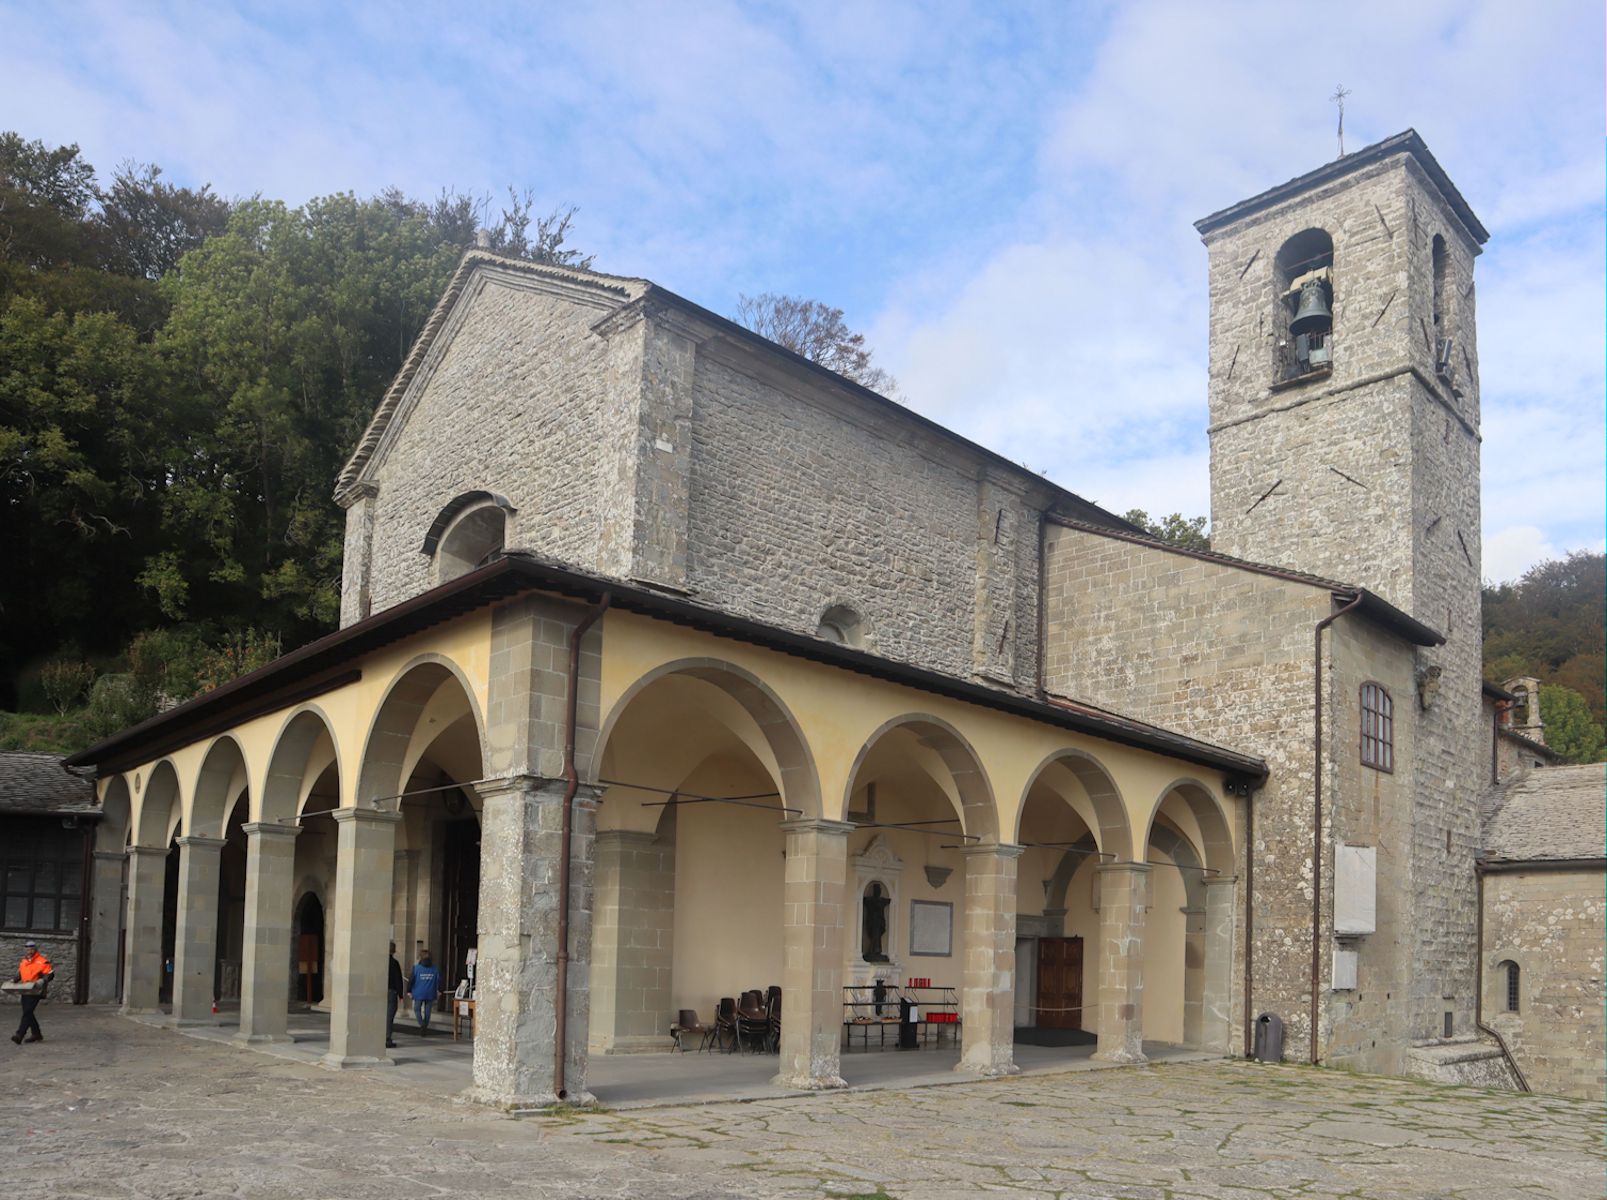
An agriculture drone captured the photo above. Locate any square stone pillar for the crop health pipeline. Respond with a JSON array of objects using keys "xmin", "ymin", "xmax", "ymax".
[
  {"xmin": 1182, "ymin": 904, "xmax": 1207, "ymax": 1048},
  {"xmin": 170, "ymin": 836, "xmax": 226, "ymax": 1025},
  {"xmin": 774, "ymin": 818, "xmax": 852, "ymax": 1090},
  {"xmin": 121, "ymin": 846, "xmax": 167, "ymax": 1014},
  {"xmin": 590, "ymin": 829, "xmax": 676, "ymax": 1054},
  {"xmin": 1094, "ymin": 862, "xmax": 1149, "ymax": 1065},
  {"xmin": 1202, "ymin": 875, "xmax": 1238, "ymax": 1055},
  {"xmin": 322, "ymin": 807, "xmax": 400, "ymax": 1069},
  {"xmin": 467, "ymin": 776, "xmax": 600, "ymax": 1108},
  {"xmin": 958, "ymin": 843, "xmax": 1023, "ymax": 1077},
  {"xmin": 87, "ymin": 850, "xmax": 125, "ymax": 1004},
  {"xmin": 236, "ymin": 822, "xmax": 302, "ymax": 1043}
]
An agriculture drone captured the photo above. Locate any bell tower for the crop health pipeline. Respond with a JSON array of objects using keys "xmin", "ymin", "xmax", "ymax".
[
  {"xmin": 1196, "ymin": 129, "xmax": 1486, "ymax": 610},
  {"xmin": 1196, "ymin": 131, "xmax": 1490, "ymax": 1050}
]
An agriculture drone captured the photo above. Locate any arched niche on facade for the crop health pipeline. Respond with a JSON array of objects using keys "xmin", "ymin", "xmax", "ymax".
[{"xmin": 422, "ymin": 492, "xmax": 515, "ymax": 584}]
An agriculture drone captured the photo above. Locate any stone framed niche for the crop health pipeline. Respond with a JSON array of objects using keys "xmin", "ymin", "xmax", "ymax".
[{"xmin": 848, "ymin": 834, "xmax": 904, "ymax": 988}]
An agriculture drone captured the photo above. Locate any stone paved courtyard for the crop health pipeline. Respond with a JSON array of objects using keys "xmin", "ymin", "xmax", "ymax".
[{"xmin": 6, "ymin": 1008, "xmax": 1601, "ymax": 1199}]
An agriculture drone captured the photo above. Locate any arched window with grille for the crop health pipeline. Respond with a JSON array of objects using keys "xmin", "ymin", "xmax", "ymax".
[
  {"xmin": 1500, "ymin": 960, "xmax": 1520, "ymax": 1013},
  {"xmin": 1360, "ymin": 682, "xmax": 1394, "ymax": 772}
]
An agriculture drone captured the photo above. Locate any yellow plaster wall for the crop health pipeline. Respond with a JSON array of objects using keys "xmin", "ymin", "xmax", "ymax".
[{"xmin": 599, "ymin": 608, "xmax": 1241, "ymax": 859}]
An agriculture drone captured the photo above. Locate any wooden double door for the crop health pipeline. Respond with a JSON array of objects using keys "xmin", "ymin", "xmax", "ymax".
[{"xmin": 1035, "ymin": 936, "xmax": 1084, "ymax": 1030}]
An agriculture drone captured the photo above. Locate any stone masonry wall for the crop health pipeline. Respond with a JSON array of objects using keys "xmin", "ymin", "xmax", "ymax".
[
  {"xmin": 349, "ymin": 272, "xmax": 619, "ymax": 620},
  {"xmin": 1324, "ymin": 616, "xmax": 1417, "ymax": 1075},
  {"xmin": 1043, "ymin": 523, "xmax": 1330, "ymax": 1058},
  {"xmin": 1200, "ymin": 147, "xmax": 1486, "ymax": 1055},
  {"xmin": 686, "ymin": 349, "xmax": 1042, "ymax": 686},
  {"xmin": 1482, "ymin": 869, "xmax": 1606, "ymax": 1100}
]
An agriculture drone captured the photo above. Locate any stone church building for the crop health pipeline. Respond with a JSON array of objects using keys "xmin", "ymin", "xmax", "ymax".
[{"xmin": 61, "ymin": 130, "xmax": 1582, "ymax": 1104}]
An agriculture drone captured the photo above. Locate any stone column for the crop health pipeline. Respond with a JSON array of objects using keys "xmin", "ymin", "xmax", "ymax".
[
  {"xmin": 322, "ymin": 807, "xmax": 400, "ymax": 1069},
  {"xmin": 774, "ymin": 818, "xmax": 852, "ymax": 1090},
  {"xmin": 958, "ymin": 843, "xmax": 1023, "ymax": 1076},
  {"xmin": 236, "ymin": 822, "xmax": 302, "ymax": 1043},
  {"xmin": 87, "ymin": 850, "xmax": 125, "ymax": 1004},
  {"xmin": 170, "ymin": 835, "xmax": 226, "ymax": 1025},
  {"xmin": 1094, "ymin": 862, "xmax": 1149, "ymax": 1065},
  {"xmin": 590, "ymin": 829, "xmax": 675, "ymax": 1054},
  {"xmin": 121, "ymin": 845, "xmax": 168, "ymax": 1014},
  {"xmin": 1181, "ymin": 904, "xmax": 1207, "ymax": 1048},
  {"xmin": 468, "ymin": 776, "xmax": 601, "ymax": 1108},
  {"xmin": 391, "ymin": 849, "xmax": 420, "ymax": 957},
  {"xmin": 1201, "ymin": 876, "xmax": 1238, "ymax": 1055}
]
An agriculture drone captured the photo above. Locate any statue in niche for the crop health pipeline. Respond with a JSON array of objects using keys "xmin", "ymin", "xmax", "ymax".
[{"xmin": 862, "ymin": 881, "xmax": 890, "ymax": 962}]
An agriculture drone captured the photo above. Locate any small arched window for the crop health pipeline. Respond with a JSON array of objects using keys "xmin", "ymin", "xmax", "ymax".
[
  {"xmin": 422, "ymin": 491, "xmax": 515, "ymax": 584},
  {"xmin": 817, "ymin": 604, "xmax": 868, "ymax": 650},
  {"xmin": 1360, "ymin": 682, "xmax": 1394, "ymax": 772},
  {"xmin": 1500, "ymin": 960, "xmax": 1520, "ymax": 1013},
  {"xmin": 1274, "ymin": 229, "xmax": 1334, "ymax": 383},
  {"xmin": 1431, "ymin": 234, "xmax": 1454, "ymax": 381}
]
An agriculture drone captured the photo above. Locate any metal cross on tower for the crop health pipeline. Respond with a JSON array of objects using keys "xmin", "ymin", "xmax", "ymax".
[{"xmin": 1331, "ymin": 85, "xmax": 1352, "ymax": 157}]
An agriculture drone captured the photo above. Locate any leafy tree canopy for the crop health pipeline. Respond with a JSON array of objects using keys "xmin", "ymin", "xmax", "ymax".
[
  {"xmin": 734, "ymin": 292, "xmax": 896, "ymax": 394},
  {"xmin": 1122, "ymin": 509, "xmax": 1210, "ymax": 552},
  {"xmin": 1538, "ymin": 683, "xmax": 1606, "ymax": 765},
  {"xmin": 1484, "ymin": 551, "xmax": 1605, "ymax": 736}
]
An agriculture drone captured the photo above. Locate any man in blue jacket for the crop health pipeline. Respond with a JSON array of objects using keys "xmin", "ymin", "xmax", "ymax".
[{"xmin": 408, "ymin": 950, "xmax": 441, "ymax": 1036}]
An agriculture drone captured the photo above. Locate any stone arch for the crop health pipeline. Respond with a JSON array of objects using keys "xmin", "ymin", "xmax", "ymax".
[
  {"xmin": 190, "ymin": 734, "xmax": 251, "ymax": 839},
  {"xmin": 1044, "ymin": 832, "xmax": 1101, "ymax": 913},
  {"xmin": 424, "ymin": 492, "xmax": 514, "ymax": 583},
  {"xmin": 1015, "ymin": 749, "xmax": 1131, "ymax": 863},
  {"xmin": 591, "ymin": 657, "xmax": 821, "ymax": 819},
  {"xmin": 357, "ymin": 654, "xmax": 488, "ymax": 809},
  {"xmin": 1138, "ymin": 778, "xmax": 1235, "ymax": 875},
  {"xmin": 98, "ymin": 774, "xmax": 132, "ymax": 852},
  {"xmin": 816, "ymin": 603, "xmax": 870, "ymax": 650},
  {"xmin": 261, "ymin": 705, "xmax": 341, "ymax": 825},
  {"xmin": 420, "ymin": 490, "xmax": 515, "ymax": 555},
  {"xmin": 1147, "ymin": 821, "xmax": 1206, "ymax": 910},
  {"xmin": 133, "ymin": 759, "xmax": 181, "ymax": 846},
  {"xmin": 844, "ymin": 713, "xmax": 997, "ymax": 841}
]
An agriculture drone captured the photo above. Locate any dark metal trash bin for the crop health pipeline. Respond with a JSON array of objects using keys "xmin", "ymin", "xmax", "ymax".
[{"xmin": 1253, "ymin": 1012, "xmax": 1284, "ymax": 1063}]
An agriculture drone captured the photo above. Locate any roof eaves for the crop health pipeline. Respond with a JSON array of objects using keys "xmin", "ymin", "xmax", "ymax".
[
  {"xmin": 1194, "ymin": 129, "xmax": 1488, "ymax": 246},
  {"xmin": 66, "ymin": 552, "xmax": 1267, "ymax": 785},
  {"xmin": 1049, "ymin": 517, "xmax": 1443, "ymax": 647}
]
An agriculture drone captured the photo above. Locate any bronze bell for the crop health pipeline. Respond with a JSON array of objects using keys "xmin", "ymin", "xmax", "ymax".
[{"xmin": 1290, "ymin": 279, "xmax": 1332, "ymax": 335}]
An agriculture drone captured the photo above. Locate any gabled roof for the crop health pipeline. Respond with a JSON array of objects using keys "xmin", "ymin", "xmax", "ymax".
[
  {"xmin": 1048, "ymin": 517, "xmax": 1444, "ymax": 647},
  {"xmin": 0, "ymin": 752, "xmax": 98, "ymax": 817},
  {"xmin": 1482, "ymin": 763, "xmax": 1606, "ymax": 866},
  {"xmin": 333, "ymin": 250, "xmax": 1132, "ymax": 531},
  {"xmin": 334, "ymin": 253, "xmax": 649, "ymax": 501},
  {"xmin": 1194, "ymin": 129, "xmax": 1488, "ymax": 247},
  {"xmin": 66, "ymin": 551, "xmax": 1268, "ymax": 785}
]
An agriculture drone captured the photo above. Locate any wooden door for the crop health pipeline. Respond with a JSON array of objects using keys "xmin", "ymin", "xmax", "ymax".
[{"xmin": 1036, "ymin": 936, "xmax": 1084, "ymax": 1030}]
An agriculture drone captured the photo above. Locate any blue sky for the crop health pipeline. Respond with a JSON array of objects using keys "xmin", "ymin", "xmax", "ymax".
[{"xmin": 4, "ymin": 0, "xmax": 1602, "ymax": 582}]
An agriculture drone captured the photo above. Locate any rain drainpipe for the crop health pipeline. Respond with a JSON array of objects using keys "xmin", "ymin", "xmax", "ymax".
[
  {"xmin": 1242, "ymin": 780, "xmax": 1257, "ymax": 1058},
  {"xmin": 1474, "ymin": 865, "xmax": 1531, "ymax": 1092},
  {"xmin": 1310, "ymin": 592, "xmax": 1363, "ymax": 1064},
  {"xmin": 553, "ymin": 590, "xmax": 611, "ymax": 1101}
]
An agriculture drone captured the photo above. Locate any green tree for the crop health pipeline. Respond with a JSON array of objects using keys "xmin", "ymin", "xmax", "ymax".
[
  {"xmin": 1483, "ymin": 551, "xmax": 1605, "ymax": 728},
  {"xmin": 1122, "ymin": 509, "xmax": 1210, "ymax": 552},
  {"xmin": 1539, "ymin": 683, "xmax": 1606, "ymax": 764}
]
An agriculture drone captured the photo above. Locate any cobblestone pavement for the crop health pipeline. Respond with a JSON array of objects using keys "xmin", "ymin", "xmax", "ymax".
[{"xmin": 6, "ymin": 1008, "xmax": 1601, "ymax": 1199}]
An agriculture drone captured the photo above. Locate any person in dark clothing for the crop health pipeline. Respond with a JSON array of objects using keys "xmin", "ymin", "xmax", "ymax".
[
  {"xmin": 11, "ymin": 942, "xmax": 53, "ymax": 1045},
  {"xmin": 386, "ymin": 942, "xmax": 404, "ymax": 1049}
]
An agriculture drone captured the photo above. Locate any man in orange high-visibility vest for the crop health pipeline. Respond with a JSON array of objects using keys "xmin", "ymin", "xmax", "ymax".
[{"xmin": 11, "ymin": 942, "xmax": 53, "ymax": 1044}]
